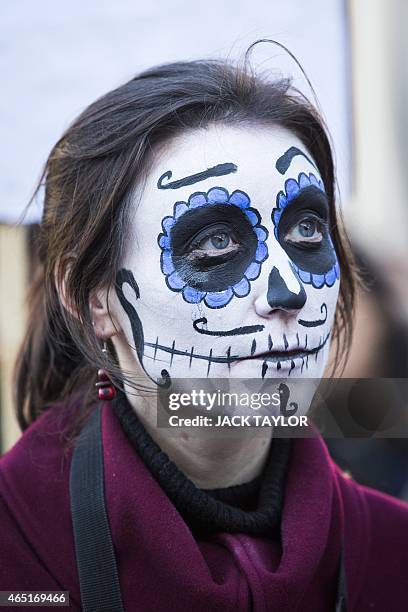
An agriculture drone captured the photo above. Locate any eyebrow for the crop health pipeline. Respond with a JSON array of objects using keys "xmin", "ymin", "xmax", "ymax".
[
  {"xmin": 157, "ymin": 162, "xmax": 237, "ymax": 190},
  {"xmin": 275, "ymin": 146, "xmax": 317, "ymax": 175}
]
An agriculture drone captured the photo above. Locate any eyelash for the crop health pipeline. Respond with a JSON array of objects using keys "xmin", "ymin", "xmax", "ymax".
[
  {"xmin": 182, "ymin": 211, "xmax": 329, "ymax": 263},
  {"xmin": 187, "ymin": 226, "xmax": 239, "ymax": 256},
  {"xmin": 284, "ymin": 215, "xmax": 328, "ymax": 246}
]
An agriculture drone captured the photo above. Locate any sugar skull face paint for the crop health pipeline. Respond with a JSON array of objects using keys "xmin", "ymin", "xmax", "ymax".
[
  {"xmin": 158, "ymin": 187, "xmax": 269, "ymax": 308},
  {"xmin": 272, "ymin": 175, "xmax": 339, "ymax": 288},
  {"xmin": 112, "ymin": 125, "xmax": 340, "ymax": 384}
]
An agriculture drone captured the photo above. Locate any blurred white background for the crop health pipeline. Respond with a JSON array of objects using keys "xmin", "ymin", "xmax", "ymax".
[{"xmin": 0, "ymin": 0, "xmax": 350, "ymax": 224}]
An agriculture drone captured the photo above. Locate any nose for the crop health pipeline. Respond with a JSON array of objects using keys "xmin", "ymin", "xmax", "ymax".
[{"xmin": 254, "ymin": 262, "xmax": 306, "ymax": 317}]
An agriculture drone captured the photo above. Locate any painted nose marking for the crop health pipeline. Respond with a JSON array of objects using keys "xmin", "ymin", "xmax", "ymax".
[{"xmin": 267, "ymin": 266, "xmax": 306, "ymax": 310}]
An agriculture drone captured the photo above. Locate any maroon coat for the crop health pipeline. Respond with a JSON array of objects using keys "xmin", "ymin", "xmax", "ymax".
[{"xmin": 1, "ymin": 401, "xmax": 407, "ymax": 610}]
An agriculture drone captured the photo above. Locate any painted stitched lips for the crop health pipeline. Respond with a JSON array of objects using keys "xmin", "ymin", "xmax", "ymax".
[
  {"xmin": 158, "ymin": 187, "xmax": 269, "ymax": 308},
  {"xmin": 143, "ymin": 330, "xmax": 331, "ymax": 377}
]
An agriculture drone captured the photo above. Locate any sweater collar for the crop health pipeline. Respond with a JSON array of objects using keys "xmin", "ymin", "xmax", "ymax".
[
  {"xmin": 102, "ymin": 399, "xmax": 344, "ymax": 609},
  {"xmin": 112, "ymin": 391, "xmax": 291, "ymax": 535}
]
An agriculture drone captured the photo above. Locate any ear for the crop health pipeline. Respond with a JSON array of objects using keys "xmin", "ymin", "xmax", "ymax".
[
  {"xmin": 89, "ymin": 288, "xmax": 122, "ymax": 340},
  {"xmin": 56, "ymin": 259, "xmax": 121, "ymax": 340}
]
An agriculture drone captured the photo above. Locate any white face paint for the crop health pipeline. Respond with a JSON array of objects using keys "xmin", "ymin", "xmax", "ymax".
[{"xmin": 113, "ymin": 124, "xmax": 340, "ymax": 387}]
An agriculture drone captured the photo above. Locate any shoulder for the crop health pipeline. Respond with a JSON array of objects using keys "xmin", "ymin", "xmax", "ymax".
[
  {"xmin": 0, "ymin": 402, "xmax": 83, "ymax": 595},
  {"xmin": 335, "ymin": 465, "xmax": 408, "ymax": 610},
  {"xmin": 350, "ymin": 476, "xmax": 408, "ymax": 560},
  {"xmin": 0, "ymin": 396, "xmax": 91, "ymax": 475},
  {"xmin": 0, "ymin": 402, "xmax": 75, "ymax": 528},
  {"xmin": 336, "ymin": 464, "xmax": 408, "ymax": 530},
  {"xmin": 0, "ymin": 398, "xmax": 94, "ymax": 516},
  {"xmin": 0, "ymin": 402, "xmax": 74, "ymax": 484}
]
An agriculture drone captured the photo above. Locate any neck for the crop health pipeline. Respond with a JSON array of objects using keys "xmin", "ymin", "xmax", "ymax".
[{"xmin": 124, "ymin": 385, "xmax": 273, "ymax": 489}]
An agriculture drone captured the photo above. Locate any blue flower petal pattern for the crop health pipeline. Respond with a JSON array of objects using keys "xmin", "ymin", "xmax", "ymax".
[
  {"xmin": 205, "ymin": 288, "xmax": 234, "ymax": 308},
  {"xmin": 158, "ymin": 187, "xmax": 268, "ymax": 308},
  {"xmin": 161, "ymin": 250, "xmax": 175, "ymax": 275},
  {"xmin": 189, "ymin": 193, "xmax": 207, "ymax": 208},
  {"xmin": 167, "ymin": 271, "xmax": 184, "ymax": 290},
  {"xmin": 244, "ymin": 261, "xmax": 261, "ymax": 281},
  {"xmin": 174, "ymin": 202, "xmax": 189, "ymax": 218},
  {"xmin": 271, "ymin": 172, "xmax": 340, "ymax": 288},
  {"xmin": 182, "ymin": 286, "xmax": 206, "ymax": 303},
  {"xmin": 229, "ymin": 190, "xmax": 250, "ymax": 209},
  {"xmin": 232, "ymin": 277, "xmax": 250, "ymax": 297},
  {"xmin": 207, "ymin": 187, "xmax": 229, "ymax": 204}
]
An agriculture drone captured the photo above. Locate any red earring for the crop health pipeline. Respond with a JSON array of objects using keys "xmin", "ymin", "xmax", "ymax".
[{"xmin": 95, "ymin": 341, "xmax": 116, "ymax": 401}]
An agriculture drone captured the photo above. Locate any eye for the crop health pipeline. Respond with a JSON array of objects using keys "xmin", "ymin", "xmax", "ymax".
[
  {"xmin": 284, "ymin": 217, "xmax": 324, "ymax": 245},
  {"xmin": 187, "ymin": 226, "xmax": 239, "ymax": 258},
  {"xmin": 199, "ymin": 231, "xmax": 233, "ymax": 250}
]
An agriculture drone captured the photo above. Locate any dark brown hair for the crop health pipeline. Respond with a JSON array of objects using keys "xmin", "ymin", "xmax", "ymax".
[{"xmin": 14, "ymin": 57, "xmax": 358, "ymax": 431}]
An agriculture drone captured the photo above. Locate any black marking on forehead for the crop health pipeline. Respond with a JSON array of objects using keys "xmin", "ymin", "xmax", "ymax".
[
  {"xmin": 193, "ymin": 317, "xmax": 264, "ymax": 336},
  {"xmin": 157, "ymin": 163, "xmax": 237, "ymax": 190},
  {"xmin": 275, "ymin": 146, "xmax": 317, "ymax": 175}
]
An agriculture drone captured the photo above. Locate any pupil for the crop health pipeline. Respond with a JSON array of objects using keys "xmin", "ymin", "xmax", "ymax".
[
  {"xmin": 299, "ymin": 221, "xmax": 315, "ymax": 237},
  {"xmin": 210, "ymin": 232, "xmax": 229, "ymax": 249}
]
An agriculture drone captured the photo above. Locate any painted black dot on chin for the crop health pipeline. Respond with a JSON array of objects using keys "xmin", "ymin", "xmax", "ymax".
[{"xmin": 160, "ymin": 369, "xmax": 171, "ymax": 388}]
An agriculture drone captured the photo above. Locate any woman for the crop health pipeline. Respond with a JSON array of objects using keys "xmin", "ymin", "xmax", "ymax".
[{"xmin": 1, "ymin": 59, "xmax": 407, "ymax": 611}]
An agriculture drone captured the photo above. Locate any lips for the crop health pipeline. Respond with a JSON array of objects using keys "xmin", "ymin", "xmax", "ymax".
[
  {"xmin": 143, "ymin": 332, "xmax": 330, "ymax": 378},
  {"xmin": 234, "ymin": 332, "xmax": 330, "ymax": 364},
  {"xmin": 239, "ymin": 348, "xmax": 313, "ymax": 363}
]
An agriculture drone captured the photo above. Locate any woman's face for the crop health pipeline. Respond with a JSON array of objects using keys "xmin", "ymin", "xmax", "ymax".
[{"xmin": 112, "ymin": 124, "xmax": 340, "ymax": 386}]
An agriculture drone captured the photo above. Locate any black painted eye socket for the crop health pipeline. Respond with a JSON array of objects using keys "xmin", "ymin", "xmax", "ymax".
[
  {"xmin": 170, "ymin": 204, "xmax": 258, "ymax": 292},
  {"xmin": 277, "ymin": 187, "xmax": 336, "ymax": 275}
]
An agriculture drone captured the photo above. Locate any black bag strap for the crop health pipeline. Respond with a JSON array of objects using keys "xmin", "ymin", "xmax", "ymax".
[
  {"xmin": 335, "ymin": 547, "xmax": 348, "ymax": 611},
  {"xmin": 69, "ymin": 406, "xmax": 124, "ymax": 612}
]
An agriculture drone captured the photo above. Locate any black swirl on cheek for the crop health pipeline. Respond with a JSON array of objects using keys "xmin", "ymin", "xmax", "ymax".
[
  {"xmin": 115, "ymin": 268, "xmax": 171, "ymax": 387},
  {"xmin": 193, "ymin": 317, "xmax": 264, "ymax": 336},
  {"xmin": 298, "ymin": 303, "xmax": 328, "ymax": 328}
]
